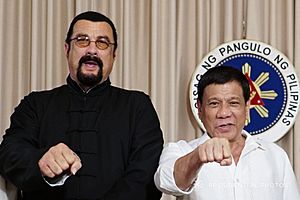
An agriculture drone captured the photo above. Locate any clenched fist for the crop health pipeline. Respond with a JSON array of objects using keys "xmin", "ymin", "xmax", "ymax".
[
  {"xmin": 197, "ymin": 137, "xmax": 232, "ymax": 166},
  {"xmin": 174, "ymin": 137, "xmax": 232, "ymax": 190},
  {"xmin": 38, "ymin": 143, "xmax": 82, "ymax": 178}
]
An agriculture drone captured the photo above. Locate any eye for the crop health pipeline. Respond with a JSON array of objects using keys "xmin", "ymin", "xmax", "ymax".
[
  {"xmin": 95, "ymin": 39, "xmax": 111, "ymax": 50},
  {"xmin": 97, "ymin": 40, "xmax": 109, "ymax": 46},
  {"xmin": 230, "ymin": 101, "xmax": 240, "ymax": 107},
  {"xmin": 208, "ymin": 101, "xmax": 219, "ymax": 108},
  {"xmin": 73, "ymin": 35, "xmax": 90, "ymax": 47}
]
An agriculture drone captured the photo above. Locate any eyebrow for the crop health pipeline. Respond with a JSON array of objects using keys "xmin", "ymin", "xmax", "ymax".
[
  {"xmin": 72, "ymin": 33, "xmax": 111, "ymax": 41},
  {"xmin": 72, "ymin": 33, "xmax": 88, "ymax": 37},
  {"xmin": 207, "ymin": 96, "xmax": 241, "ymax": 102},
  {"xmin": 97, "ymin": 35, "xmax": 111, "ymax": 42}
]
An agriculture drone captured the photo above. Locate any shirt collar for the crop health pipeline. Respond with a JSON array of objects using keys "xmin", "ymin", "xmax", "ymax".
[
  {"xmin": 201, "ymin": 130, "xmax": 267, "ymax": 153},
  {"xmin": 241, "ymin": 130, "xmax": 267, "ymax": 156},
  {"xmin": 243, "ymin": 130, "xmax": 266, "ymax": 148}
]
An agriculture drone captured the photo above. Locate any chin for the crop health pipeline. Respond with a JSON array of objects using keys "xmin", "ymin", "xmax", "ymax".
[
  {"xmin": 83, "ymin": 71, "xmax": 98, "ymax": 76},
  {"xmin": 214, "ymin": 130, "xmax": 235, "ymax": 139}
]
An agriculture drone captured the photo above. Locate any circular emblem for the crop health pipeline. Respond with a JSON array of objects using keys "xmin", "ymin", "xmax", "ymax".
[{"xmin": 190, "ymin": 39, "xmax": 300, "ymax": 142}]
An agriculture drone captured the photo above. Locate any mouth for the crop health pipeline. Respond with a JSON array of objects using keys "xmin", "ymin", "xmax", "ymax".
[
  {"xmin": 83, "ymin": 61, "xmax": 99, "ymax": 69},
  {"xmin": 79, "ymin": 55, "xmax": 103, "ymax": 71},
  {"xmin": 216, "ymin": 123, "xmax": 234, "ymax": 132},
  {"xmin": 85, "ymin": 60, "xmax": 98, "ymax": 65}
]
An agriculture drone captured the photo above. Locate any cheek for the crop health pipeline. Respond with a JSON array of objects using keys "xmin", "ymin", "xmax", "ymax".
[
  {"xmin": 200, "ymin": 109, "xmax": 215, "ymax": 126},
  {"xmin": 68, "ymin": 57, "xmax": 79, "ymax": 73},
  {"xmin": 102, "ymin": 64, "xmax": 113, "ymax": 79},
  {"xmin": 235, "ymin": 111, "xmax": 247, "ymax": 125},
  {"xmin": 67, "ymin": 52, "xmax": 81, "ymax": 75},
  {"xmin": 201, "ymin": 108, "xmax": 215, "ymax": 119},
  {"xmin": 69, "ymin": 46, "xmax": 85, "ymax": 60},
  {"xmin": 101, "ymin": 54, "xmax": 114, "ymax": 70}
]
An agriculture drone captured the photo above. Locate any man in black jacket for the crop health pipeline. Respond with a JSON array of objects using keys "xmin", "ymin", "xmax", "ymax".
[{"xmin": 0, "ymin": 11, "xmax": 164, "ymax": 200}]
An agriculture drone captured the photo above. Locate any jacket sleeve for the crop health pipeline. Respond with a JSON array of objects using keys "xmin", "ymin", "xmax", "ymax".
[
  {"xmin": 103, "ymin": 94, "xmax": 164, "ymax": 200},
  {"xmin": 0, "ymin": 93, "xmax": 49, "ymax": 191}
]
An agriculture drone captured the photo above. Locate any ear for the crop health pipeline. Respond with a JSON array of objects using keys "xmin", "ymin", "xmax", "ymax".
[
  {"xmin": 245, "ymin": 100, "xmax": 250, "ymax": 117},
  {"xmin": 113, "ymin": 48, "xmax": 117, "ymax": 59},
  {"xmin": 64, "ymin": 43, "xmax": 69, "ymax": 57},
  {"xmin": 197, "ymin": 100, "xmax": 202, "ymax": 119}
]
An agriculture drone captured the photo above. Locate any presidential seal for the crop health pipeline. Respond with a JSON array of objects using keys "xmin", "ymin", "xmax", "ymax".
[{"xmin": 190, "ymin": 39, "xmax": 299, "ymax": 142}]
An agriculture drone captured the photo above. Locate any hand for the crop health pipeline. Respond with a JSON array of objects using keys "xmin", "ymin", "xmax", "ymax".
[
  {"xmin": 38, "ymin": 143, "xmax": 82, "ymax": 178},
  {"xmin": 197, "ymin": 137, "xmax": 232, "ymax": 166}
]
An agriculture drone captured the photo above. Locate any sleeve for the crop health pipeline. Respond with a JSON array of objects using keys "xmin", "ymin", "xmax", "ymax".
[
  {"xmin": 0, "ymin": 93, "xmax": 49, "ymax": 191},
  {"xmin": 103, "ymin": 94, "xmax": 164, "ymax": 200},
  {"xmin": 154, "ymin": 140, "xmax": 197, "ymax": 196},
  {"xmin": 0, "ymin": 176, "xmax": 8, "ymax": 200},
  {"xmin": 282, "ymin": 153, "xmax": 300, "ymax": 200},
  {"xmin": 0, "ymin": 177, "xmax": 17, "ymax": 200}
]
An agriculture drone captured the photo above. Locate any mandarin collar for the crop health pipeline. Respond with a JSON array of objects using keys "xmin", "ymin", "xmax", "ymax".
[{"xmin": 66, "ymin": 75, "xmax": 111, "ymax": 96}]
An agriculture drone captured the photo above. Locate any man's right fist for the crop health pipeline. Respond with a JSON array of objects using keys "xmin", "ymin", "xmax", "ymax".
[
  {"xmin": 38, "ymin": 143, "xmax": 82, "ymax": 178},
  {"xmin": 197, "ymin": 137, "xmax": 232, "ymax": 166}
]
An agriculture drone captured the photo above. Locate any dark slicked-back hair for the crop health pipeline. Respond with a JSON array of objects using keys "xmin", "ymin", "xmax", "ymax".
[
  {"xmin": 65, "ymin": 11, "xmax": 118, "ymax": 52},
  {"xmin": 197, "ymin": 66, "xmax": 250, "ymax": 103}
]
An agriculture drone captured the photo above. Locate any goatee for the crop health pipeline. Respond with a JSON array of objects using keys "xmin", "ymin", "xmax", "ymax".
[{"xmin": 77, "ymin": 54, "xmax": 103, "ymax": 87}]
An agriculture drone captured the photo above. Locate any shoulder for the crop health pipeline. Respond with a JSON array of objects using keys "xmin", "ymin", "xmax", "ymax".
[
  {"xmin": 248, "ymin": 136, "xmax": 291, "ymax": 164},
  {"xmin": 256, "ymin": 138, "xmax": 287, "ymax": 155},
  {"xmin": 243, "ymin": 130, "xmax": 287, "ymax": 156},
  {"xmin": 26, "ymin": 85, "xmax": 67, "ymax": 99},
  {"xmin": 163, "ymin": 134, "xmax": 208, "ymax": 155},
  {"xmin": 20, "ymin": 85, "xmax": 68, "ymax": 108},
  {"xmin": 109, "ymin": 86, "xmax": 153, "ymax": 108},
  {"xmin": 110, "ymin": 86, "xmax": 149, "ymax": 99},
  {"xmin": 10, "ymin": 85, "xmax": 68, "ymax": 119}
]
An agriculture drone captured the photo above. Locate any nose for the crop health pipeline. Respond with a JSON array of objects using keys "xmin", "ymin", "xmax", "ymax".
[
  {"xmin": 216, "ymin": 103, "xmax": 232, "ymax": 118},
  {"xmin": 85, "ymin": 41, "xmax": 98, "ymax": 56}
]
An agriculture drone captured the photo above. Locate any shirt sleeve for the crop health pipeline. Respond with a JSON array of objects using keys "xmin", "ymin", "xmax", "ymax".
[
  {"xmin": 154, "ymin": 140, "xmax": 198, "ymax": 196},
  {"xmin": 282, "ymin": 152, "xmax": 300, "ymax": 200},
  {"xmin": 43, "ymin": 172, "xmax": 71, "ymax": 186},
  {"xmin": 0, "ymin": 176, "xmax": 8, "ymax": 200}
]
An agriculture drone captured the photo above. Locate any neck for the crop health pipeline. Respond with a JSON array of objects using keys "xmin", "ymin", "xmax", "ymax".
[{"xmin": 229, "ymin": 135, "xmax": 246, "ymax": 165}]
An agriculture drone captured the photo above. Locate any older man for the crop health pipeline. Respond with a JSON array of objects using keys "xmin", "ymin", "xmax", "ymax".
[
  {"xmin": 0, "ymin": 11, "xmax": 163, "ymax": 200},
  {"xmin": 154, "ymin": 66, "xmax": 300, "ymax": 200}
]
